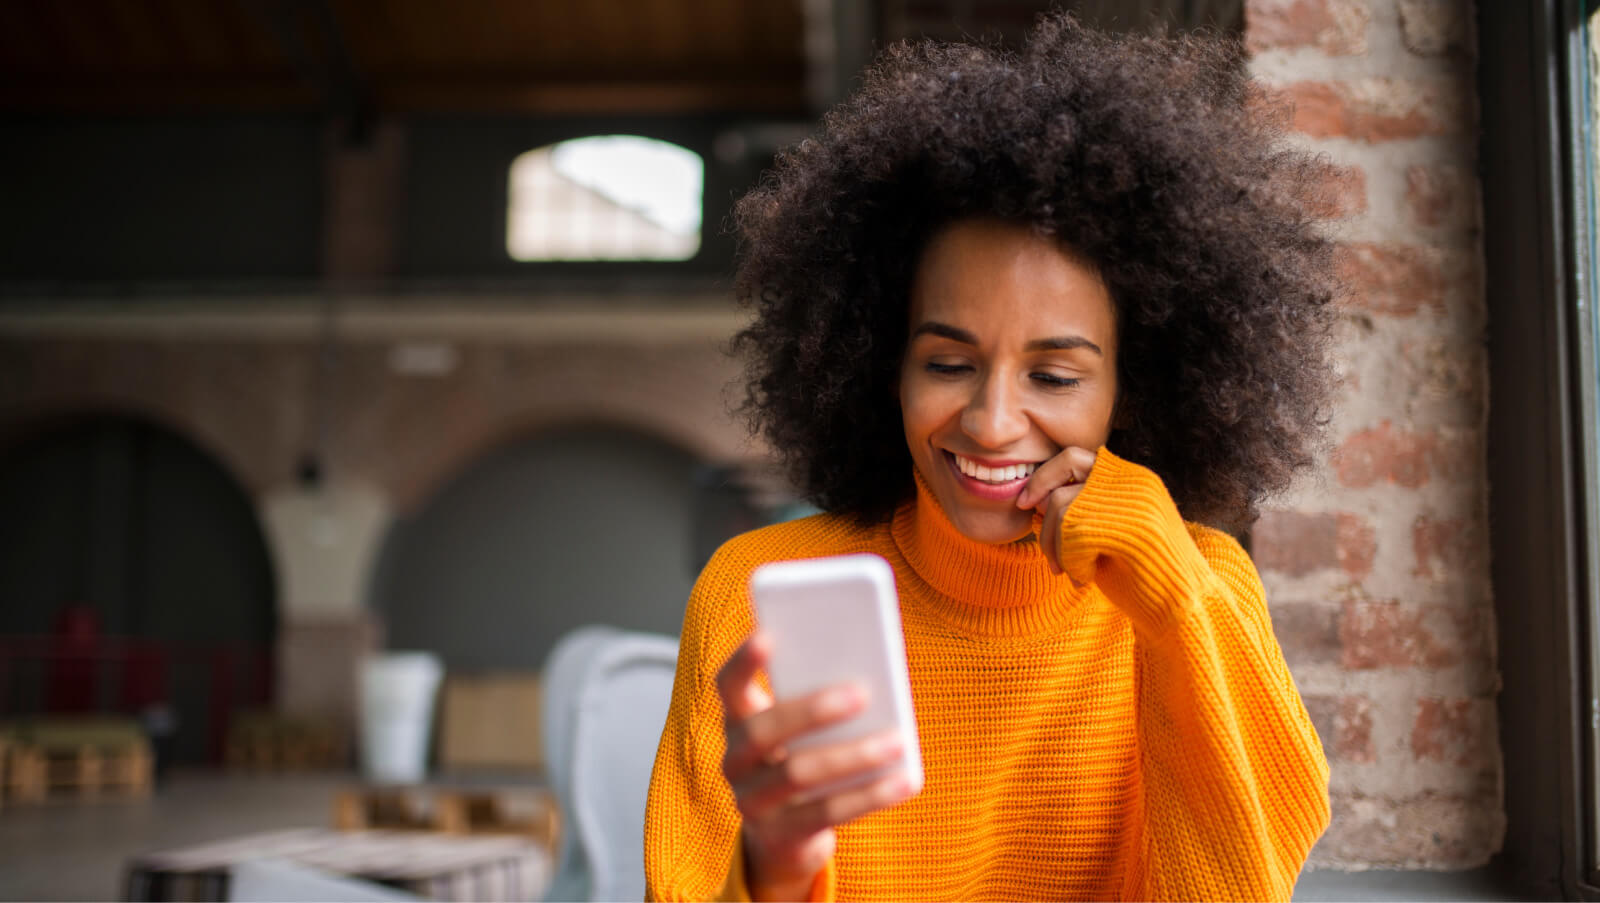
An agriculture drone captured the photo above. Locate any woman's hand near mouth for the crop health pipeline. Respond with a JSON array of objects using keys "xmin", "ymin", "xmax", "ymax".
[{"xmin": 1016, "ymin": 445, "xmax": 1099, "ymax": 575}]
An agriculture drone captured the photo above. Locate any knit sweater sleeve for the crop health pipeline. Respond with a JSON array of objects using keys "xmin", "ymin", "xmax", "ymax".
[
  {"xmin": 644, "ymin": 543, "xmax": 751, "ymax": 901},
  {"xmin": 643, "ymin": 540, "xmax": 843, "ymax": 902},
  {"xmin": 1056, "ymin": 447, "xmax": 1331, "ymax": 901}
]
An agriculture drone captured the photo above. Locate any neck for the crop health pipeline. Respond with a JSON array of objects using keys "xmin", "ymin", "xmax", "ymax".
[{"xmin": 890, "ymin": 468, "xmax": 1091, "ymax": 636}]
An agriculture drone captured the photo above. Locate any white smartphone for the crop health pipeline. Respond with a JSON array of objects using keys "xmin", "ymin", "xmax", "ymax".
[{"xmin": 748, "ymin": 552, "xmax": 924, "ymax": 801}]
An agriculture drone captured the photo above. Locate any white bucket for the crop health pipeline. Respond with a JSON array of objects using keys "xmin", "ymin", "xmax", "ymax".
[{"xmin": 359, "ymin": 651, "xmax": 444, "ymax": 784}]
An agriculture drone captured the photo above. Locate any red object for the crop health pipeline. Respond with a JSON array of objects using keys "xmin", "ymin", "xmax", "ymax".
[
  {"xmin": 46, "ymin": 604, "xmax": 101, "ymax": 712},
  {"xmin": 118, "ymin": 643, "xmax": 170, "ymax": 712}
]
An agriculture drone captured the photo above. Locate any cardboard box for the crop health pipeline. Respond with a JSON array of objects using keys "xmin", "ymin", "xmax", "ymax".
[{"xmin": 438, "ymin": 674, "xmax": 543, "ymax": 773}]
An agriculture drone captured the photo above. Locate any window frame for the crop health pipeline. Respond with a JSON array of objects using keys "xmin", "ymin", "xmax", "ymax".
[{"xmin": 1482, "ymin": 0, "xmax": 1600, "ymax": 897}]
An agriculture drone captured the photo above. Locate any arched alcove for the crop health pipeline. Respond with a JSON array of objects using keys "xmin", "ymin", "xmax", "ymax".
[
  {"xmin": 0, "ymin": 413, "xmax": 276, "ymax": 763},
  {"xmin": 369, "ymin": 426, "xmax": 747, "ymax": 673}
]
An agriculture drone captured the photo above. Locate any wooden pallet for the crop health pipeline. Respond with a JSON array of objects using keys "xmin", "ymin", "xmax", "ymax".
[
  {"xmin": 0, "ymin": 718, "xmax": 153, "ymax": 803},
  {"xmin": 333, "ymin": 786, "xmax": 559, "ymax": 854},
  {"xmin": 225, "ymin": 712, "xmax": 346, "ymax": 771},
  {"xmin": 5, "ymin": 741, "xmax": 152, "ymax": 802}
]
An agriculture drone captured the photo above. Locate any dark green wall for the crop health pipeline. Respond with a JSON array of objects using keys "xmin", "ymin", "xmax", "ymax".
[
  {"xmin": 369, "ymin": 427, "xmax": 710, "ymax": 673},
  {"xmin": 0, "ymin": 416, "xmax": 276, "ymax": 761},
  {"xmin": 0, "ymin": 116, "xmax": 324, "ymax": 283}
]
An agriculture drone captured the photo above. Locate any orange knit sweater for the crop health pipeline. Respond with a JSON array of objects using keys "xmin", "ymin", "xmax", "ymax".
[{"xmin": 645, "ymin": 447, "xmax": 1330, "ymax": 901}]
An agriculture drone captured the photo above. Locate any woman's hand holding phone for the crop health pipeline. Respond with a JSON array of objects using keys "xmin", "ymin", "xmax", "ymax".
[{"xmin": 716, "ymin": 632, "xmax": 913, "ymax": 902}]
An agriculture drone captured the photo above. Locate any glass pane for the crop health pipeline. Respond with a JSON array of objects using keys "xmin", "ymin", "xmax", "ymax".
[{"xmin": 507, "ymin": 135, "xmax": 704, "ymax": 262}]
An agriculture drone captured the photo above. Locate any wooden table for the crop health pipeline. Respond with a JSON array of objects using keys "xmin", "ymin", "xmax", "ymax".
[{"xmin": 123, "ymin": 828, "xmax": 550, "ymax": 902}]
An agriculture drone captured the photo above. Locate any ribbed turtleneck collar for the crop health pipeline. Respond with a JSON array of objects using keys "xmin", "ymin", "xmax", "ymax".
[{"xmin": 888, "ymin": 468, "xmax": 1092, "ymax": 637}]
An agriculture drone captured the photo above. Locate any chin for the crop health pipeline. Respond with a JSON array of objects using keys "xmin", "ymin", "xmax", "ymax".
[{"xmin": 950, "ymin": 510, "xmax": 1036, "ymax": 546}]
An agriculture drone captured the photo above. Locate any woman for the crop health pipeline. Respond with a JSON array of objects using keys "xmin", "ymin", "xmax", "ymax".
[{"xmin": 645, "ymin": 13, "xmax": 1336, "ymax": 901}]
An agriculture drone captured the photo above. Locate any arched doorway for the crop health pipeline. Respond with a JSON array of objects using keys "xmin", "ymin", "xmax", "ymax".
[
  {"xmin": 0, "ymin": 414, "xmax": 276, "ymax": 764},
  {"xmin": 370, "ymin": 426, "xmax": 754, "ymax": 672}
]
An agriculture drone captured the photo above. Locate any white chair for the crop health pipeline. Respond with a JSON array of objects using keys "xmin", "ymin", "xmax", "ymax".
[{"xmin": 542, "ymin": 627, "xmax": 678, "ymax": 902}]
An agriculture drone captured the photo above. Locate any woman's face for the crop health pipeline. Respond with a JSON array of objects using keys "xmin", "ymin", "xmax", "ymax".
[{"xmin": 899, "ymin": 218, "xmax": 1119, "ymax": 545}]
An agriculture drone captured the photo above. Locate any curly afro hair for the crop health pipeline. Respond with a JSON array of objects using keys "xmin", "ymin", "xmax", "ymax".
[{"xmin": 732, "ymin": 13, "xmax": 1339, "ymax": 534}]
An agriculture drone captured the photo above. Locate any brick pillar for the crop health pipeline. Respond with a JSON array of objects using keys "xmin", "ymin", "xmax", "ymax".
[
  {"xmin": 1245, "ymin": 0, "xmax": 1496, "ymax": 869},
  {"xmin": 260, "ymin": 482, "xmax": 394, "ymax": 745}
]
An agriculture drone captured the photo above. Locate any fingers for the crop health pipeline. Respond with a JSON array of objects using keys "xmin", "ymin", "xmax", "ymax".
[
  {"xmin": 755, "ymin": 770, "xmax": 918, "ymax": 840},
  {"xmin": 1037, "ymin": 485, "xmax": 1081, "ymax": 576},
  {"xmin": 741, "ymin": 766, "xmax": 917, "ymax": 899},
  {"xmin": 716, "ymin": 632, "xmax": 773, "ymax": 723},
  {"xmin": 734, "ymin": 730, "xmax": 904, "ymax": 814},
  {"xmin": 717, "ymin": 634, "xmax": 914, "ymax": 897},
  {"xmin": 723, "ymin": 684, "xmax": 865, "ymax": 779},
  {"xmin": 1020, "ymin": 446, "xmax": 1096, "ymax": 576},
  {"xmin": 1017, "ymin": 446, "xmax": 1098, "ymax": 510}
]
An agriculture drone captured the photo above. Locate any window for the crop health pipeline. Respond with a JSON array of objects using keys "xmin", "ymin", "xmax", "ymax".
[
  {"xmin": 1483, "ymin": 1, "xmax": 1600, "ymax": 896},
  {"xmin": 506, "ymin": 135, "xmax": 704, "ymax": 262}
]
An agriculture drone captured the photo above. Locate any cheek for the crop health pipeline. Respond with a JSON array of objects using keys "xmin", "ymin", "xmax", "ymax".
[
  {"xmin": 1034, "ymin": 394, "xmax": 1116, "ymax": 446},
  {"xmin": 899, "ymin": 380, "xmax": 960, "ymax": 444}
]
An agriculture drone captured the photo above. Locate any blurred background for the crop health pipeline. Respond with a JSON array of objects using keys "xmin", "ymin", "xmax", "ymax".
[{"xmin": 0, "ymin": 0, "xmax": 1586, "ymax": 901}]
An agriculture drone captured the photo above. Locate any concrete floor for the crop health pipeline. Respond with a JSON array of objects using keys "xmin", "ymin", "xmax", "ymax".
[
  {"xmin": 0, "ymin": 770, "xmax": 1541, "ymax": 902},
  {"xmin": 0, "ymin": 770, "xmax": 349, "ymax": 901}
]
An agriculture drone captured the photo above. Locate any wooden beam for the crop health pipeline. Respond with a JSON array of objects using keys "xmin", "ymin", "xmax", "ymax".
[{"xmin": 0, "ymin": 74, "xmax": 807, "ymax": 115}]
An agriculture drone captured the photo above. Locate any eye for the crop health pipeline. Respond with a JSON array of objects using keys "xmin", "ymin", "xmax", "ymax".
[
  {"xmin": 925, "ymin": 362, "xmax": 972, "ymax": 376},
  {"xmin": 1031, "ymin": 372, "xmax": 1080, "ymax": 389}
]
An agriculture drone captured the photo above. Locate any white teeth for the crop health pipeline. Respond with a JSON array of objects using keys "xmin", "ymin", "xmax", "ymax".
[{"xmin": 953, "ymin": 455, "xmax": 1037, "ymax": 484}]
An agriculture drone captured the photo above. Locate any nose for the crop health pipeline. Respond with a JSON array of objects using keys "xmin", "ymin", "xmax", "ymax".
[{"xmin": 960, "ymin": 370, "xmax": 1029, "ymax": 449}]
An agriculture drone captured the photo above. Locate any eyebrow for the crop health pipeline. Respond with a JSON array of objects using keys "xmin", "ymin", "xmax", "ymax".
[{"xmin": 910, "ymin": 321, "xmax": 1103, "ymax": 356}]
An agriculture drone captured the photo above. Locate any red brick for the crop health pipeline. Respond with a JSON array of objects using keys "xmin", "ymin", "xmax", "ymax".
[
  {"xmin": 1404, "ymin": 165, "xmax": 1462, "ymax": 228},
  {"xmin": 1411, "ymin": 696, "xmax": 1495, "ymax": 766},
  {"xmin": 1252, "ymin": 509, "xmax": 1376, "ymax": 579},
  {"xmin": 1337, "ymin": 512, "xmax": 1377, "ymax": 579},
  {"xmin": 1412, "ymin": 514, "xmax": 1480, "ymax": 579},
  {"xmin": 1341, "ymin": 599, "xmax": 1485, "ymax": 669},
  {"xmin": 1253, "ymin": 510, "xmax": 1339, "ymax": 575},
  {"xmin": 1333, "ymin": 420, "xmax": 1435, "ymax": 488},
  {"xmin": 1270, "ymin": 602, "xmax": 1343, "ymax": 665},
  {"xmin": 1397, "ymin": 0, "xmax": 1471, "ymax": 57},
  {"xmin": 1337, "ymin": 242, "xmax": 1448, "ymax": 317},
  {"xmin": 1303, "ymin": 693, "xmax": 1376, "ymax": 762},
  {"xmin": 1283, "ymin": 78, "xmax": 1461, "ymax": 141},
  {"xmin": 1246, "ymin": 0, "xmax": 1371, "ymax": 55}
]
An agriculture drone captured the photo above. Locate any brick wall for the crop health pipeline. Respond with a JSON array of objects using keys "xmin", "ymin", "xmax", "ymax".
[
  {"xmin": 0, "ymin": 310, "xmax": 755, "ymax": 512},
  {"xmin": 1245, "ymin": 0, "xmax": 1496, "ymax": 869}
]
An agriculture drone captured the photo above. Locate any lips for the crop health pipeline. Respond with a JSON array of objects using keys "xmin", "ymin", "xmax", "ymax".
[
  {"xmin": 942, "ymin": 450, "xmax": 1043, "ymax": 502},
  {"xmin": 951, "ymin": 453, "xmax": 1040, "ymax": 484}
]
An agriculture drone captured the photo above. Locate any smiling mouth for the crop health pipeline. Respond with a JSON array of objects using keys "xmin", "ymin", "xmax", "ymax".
[{"xmin": 949, "ymin": 452, "xmax": 1040, "ymax": 485}]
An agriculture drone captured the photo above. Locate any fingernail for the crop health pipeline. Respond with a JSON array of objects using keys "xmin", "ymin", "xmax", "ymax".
[
  {"xmin": 880, "ymin": 775, "xmax": 914, "ymax": 802},
  {"xmin": 819, "ymin": 686, "xmax": 862, "ymax": 717},
  {"xmin": 869, "ymin": 734, "xmax": 903, "ymax": 760}
]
